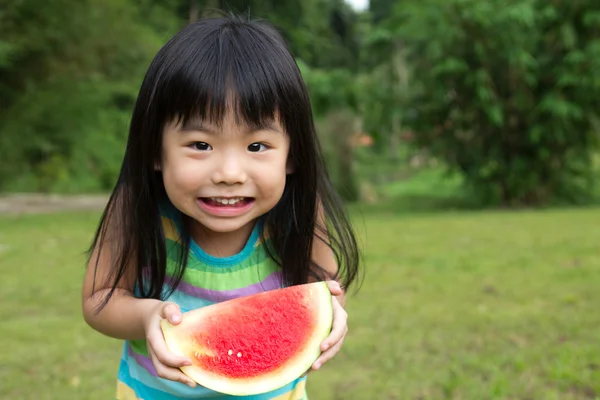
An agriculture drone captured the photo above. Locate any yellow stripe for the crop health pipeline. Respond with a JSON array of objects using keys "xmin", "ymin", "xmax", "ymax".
[
  {"xmin": 162, "ymin": 216, "xmax": 179, "ymax": 242},
  {"xmin": 116, "ymin": 381, "xmax": 141, "ymax": 400},
  {"xmin": 271, "ymin": 379, "xmax": 307, "ymax": 400},
  {"xmin": 116, "ymin": 378, "xmax": 305, "ymax": 400}
]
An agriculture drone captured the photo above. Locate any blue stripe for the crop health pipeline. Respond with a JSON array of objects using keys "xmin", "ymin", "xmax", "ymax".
[
  {"xmin": 119, "ymin": 360, "xmax": 216, "ymax": 399},
  {"xmin": 119, "ymin": 345, "xmax": 217, "ymax": 398},
  {"xmin": 189, "ymin": 220, "xmax": 262, "ymax": 267},
  {"xmin": 164, "ymin": 289, "xmax": 216, "ymax": 313},
  {"xmin": 159, "ymin": 200, "xmax": 264, "ymax": 268},
  {"xmin": 118, "ymin": 351, "xmax": 308, "ymax": 399}
]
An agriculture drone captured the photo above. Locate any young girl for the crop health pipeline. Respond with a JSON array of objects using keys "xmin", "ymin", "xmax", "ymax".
[{"xmin": 82, "ymin": 14, "xmax": 361, "ymax": 400}]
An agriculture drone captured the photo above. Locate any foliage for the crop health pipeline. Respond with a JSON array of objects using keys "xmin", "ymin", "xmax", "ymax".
[
  {"xmin": 0, "ymin": 0, "xmax": 365, "ymax": 194},
  {"xmin": 2, "ymin": 0, "xmax": 599, "ymax": 208},
  {"xmin": 0, "ymin": 0, "xmax": 173, "ymax": 192},
  {"xmin": 386, "ymin": 0, "xmax": 600, "ymax": 206},
  {"xmin": 315, "ymin": 109, "xmax": 361, "ymax": 201}
]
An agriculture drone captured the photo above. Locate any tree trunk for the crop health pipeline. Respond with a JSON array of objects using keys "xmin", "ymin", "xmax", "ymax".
[
  {"xmin": 189, "ymin": 0, "xmax": 199, "ymax": 23},
  {"xmin": 390, "ymin": 115, "xmax": 400, "ymax": 162}
]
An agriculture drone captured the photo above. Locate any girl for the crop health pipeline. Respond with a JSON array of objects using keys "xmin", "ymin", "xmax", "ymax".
[{"xmin": 82, "ymin": 14, "xmax": 361, "ymax": 400}]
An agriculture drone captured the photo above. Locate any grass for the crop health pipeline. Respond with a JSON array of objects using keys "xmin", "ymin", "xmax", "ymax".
[
  {"xmin": 367, "ymin": 167, "xmax": 475, "ymax": 213},
  {"xmin": 1, "ymin": 206, "xmax": 599, "ymax": 399}
]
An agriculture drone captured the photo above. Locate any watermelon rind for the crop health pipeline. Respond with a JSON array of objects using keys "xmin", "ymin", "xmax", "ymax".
[{"xmin": 160, "ymin": 281, "xmax": 333, "ymax": 396}]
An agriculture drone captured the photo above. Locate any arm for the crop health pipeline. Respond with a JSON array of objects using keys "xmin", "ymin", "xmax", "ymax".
[
  {"xmin": 310, "ymin": 200, "xmax": 347, "ymax": 304},
  {"xmin": 81, "ymin": 237, "xmax": 157, "ymax": 340},
  {"xmin": 81, "ymin": 220, "xmax": 196, "ymax": 387},
  {"xmin": 310, "ymin": 227, "xmax": 346, "ymax": 308},
  {"xmin": 309, "ymin": 202, "xmax": 348, "ymax": 371}
]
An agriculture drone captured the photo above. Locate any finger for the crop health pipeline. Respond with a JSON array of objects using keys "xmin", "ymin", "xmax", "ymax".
[
  {"xmin": 321, "ymin": 321, "xmax": 347, "ymax": 352},
  {"xmin": 160, "ymin": 302, "xmax": 183, "ymax": 325},
  {"xmin": 321, "ymin": 299, "xmax": 347, "ymax": 351},
  {"xmin": 146, "ymin": 328, "xmax": 192, "ymax": 368},
  {"xmin": 326, "ymin": 280, "xmax": 343, "ymax": 296},
  {"xmin": 148, "ymin": 347, "xmax": 197, "ymax": 388},
  {"xmin": 313, "ymin": 330, "xmax": 347, "ymax": 370}
]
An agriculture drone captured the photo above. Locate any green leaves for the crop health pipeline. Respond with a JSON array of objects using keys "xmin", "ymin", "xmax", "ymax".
[
  {"xmin": 375, "ymin": 0, "xmax": 600, "ymax": 206},
  {"xmin": 0, "ymin": 0, "xmax": 165, "ymax": 192}
]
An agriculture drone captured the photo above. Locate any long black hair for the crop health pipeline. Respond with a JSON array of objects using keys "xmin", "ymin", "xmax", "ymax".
[{"xmin": 88, "ymin": 14, "xmax": 362, "ymax": 309}]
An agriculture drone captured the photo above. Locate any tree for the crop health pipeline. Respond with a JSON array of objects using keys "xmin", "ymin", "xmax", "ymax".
[
  {"xmin": 0, "ymin": 0, "xmax": 175, "ymax": 192},
  {"xmin": 0, "ymin": 0, "xmax": 366, "ymax": 194},
  {"xmin": 386, "ymin": 0, "xmax": 600, "ymax": 206}
]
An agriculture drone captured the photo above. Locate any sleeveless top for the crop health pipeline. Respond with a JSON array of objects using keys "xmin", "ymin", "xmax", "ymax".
[{"xmin": 115, "ymin": 204, "xmax": 308, "ymax": 399}]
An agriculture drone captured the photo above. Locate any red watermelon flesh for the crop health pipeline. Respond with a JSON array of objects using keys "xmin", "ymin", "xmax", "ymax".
[{"xmin": 160, "ymin": 281, "xmax": 333, "ymax": 396}]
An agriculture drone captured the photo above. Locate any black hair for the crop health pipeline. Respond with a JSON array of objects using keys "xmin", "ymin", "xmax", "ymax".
[{"xmin": 88, "ymin": 14, "xmax": 362, "ymax": 309}]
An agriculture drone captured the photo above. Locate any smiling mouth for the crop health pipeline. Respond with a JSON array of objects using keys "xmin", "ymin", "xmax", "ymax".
[{"xmin": 199, "ymin": 197, "xmax": 254, "ymax": 207}]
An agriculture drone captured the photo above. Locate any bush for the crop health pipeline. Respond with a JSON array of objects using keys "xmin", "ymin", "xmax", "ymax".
[{"xmin": 390, "ymin": 0, "xmax": 600, "ymax": 206}]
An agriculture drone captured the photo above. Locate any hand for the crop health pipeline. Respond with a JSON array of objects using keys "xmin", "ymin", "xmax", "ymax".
[
  {"xmin": 311, "ymin": 280, "xmax": 348, "ymax": 372},
  {"xmin": 143, "ymin": 301, "xmax": 197, "ymax": 388}
]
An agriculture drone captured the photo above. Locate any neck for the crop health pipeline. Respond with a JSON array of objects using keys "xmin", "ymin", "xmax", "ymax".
[{"xmin": 188, "ymin": 219, "xmax": 258, "ymax": 258}]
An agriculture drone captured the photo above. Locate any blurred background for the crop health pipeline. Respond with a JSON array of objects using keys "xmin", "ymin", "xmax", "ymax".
[{"xmin": 1, "ymin": 0, "xmax": 599, "ymax": 399}]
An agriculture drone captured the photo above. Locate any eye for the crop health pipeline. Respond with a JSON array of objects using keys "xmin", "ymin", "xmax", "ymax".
[
  {"xmin": 248, "ymin": 143, "xmax": 268, "ymax": 152},
  {"xmin": 191, "ymin": 142, "xmax": 212, "ymax": 151}
]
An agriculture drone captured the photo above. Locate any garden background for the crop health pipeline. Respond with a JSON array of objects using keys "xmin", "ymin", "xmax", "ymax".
[{"xmin": 1, "ymin": 1, "xmax": 599, "ymax": 399}]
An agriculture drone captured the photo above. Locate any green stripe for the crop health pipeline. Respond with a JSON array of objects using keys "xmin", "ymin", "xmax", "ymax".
[
  {"xmin": 130, "ymin": 339, "xmax": 149, "ymax": 357},
  {"xmin": 167, "ymin": 257, "xmax": 280, "ymax": 290}
]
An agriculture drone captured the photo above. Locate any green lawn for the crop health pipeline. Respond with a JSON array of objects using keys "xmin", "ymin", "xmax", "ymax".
[{"xmin": 1, "ymin": 207, "xmax": 599, "ymax": 399}]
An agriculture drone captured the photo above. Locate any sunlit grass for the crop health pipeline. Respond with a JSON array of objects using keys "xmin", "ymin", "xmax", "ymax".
[{"xmin": 1, "ymin": 207, "xmax": 599, "ymax": 399}]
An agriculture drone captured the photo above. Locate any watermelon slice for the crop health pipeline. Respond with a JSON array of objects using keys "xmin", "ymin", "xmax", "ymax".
[{"xmin": 160, "ymin": 281, "xmax": 333, "ymax": 395}]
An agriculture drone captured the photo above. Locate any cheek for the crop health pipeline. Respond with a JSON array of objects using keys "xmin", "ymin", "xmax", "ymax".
[
  {"xmin": 257, "ymin": 160, "xmax": 288, "ymax": 197},
  {"xmin": 162, "ymin": 157, "xmax": 204, "ymax": 194}
]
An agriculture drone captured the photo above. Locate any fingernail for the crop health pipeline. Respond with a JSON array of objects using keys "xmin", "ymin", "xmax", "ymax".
[
  {"xmin": 314, "ymin": 362, "xmax": 321, "ymax": 370},
  {"xmin": 171, "ymin": 315, "xmax": 180, "ymax": 323},
  {"xmin": 322, "ymin": 344, "xmax": 329, "ymax": 351}
]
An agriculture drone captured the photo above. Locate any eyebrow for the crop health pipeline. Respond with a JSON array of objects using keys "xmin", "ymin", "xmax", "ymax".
[{"xmin": 179, "ymin": 120, "xmax": 282, "ymax": 134}]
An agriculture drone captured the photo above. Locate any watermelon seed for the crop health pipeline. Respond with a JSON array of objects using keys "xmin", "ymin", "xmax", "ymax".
[
  {"xmin": 237, "ymin": 352, "xmax": 242, "ymax": 357},
  {"xmin": 228, "ymin": 350, "xmax": 233, "ymax": 356}
]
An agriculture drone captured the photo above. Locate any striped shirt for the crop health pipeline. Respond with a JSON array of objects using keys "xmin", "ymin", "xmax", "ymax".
[{"xmin": 116, "ymin": 206, "xmax": 308, "ymax": 399}]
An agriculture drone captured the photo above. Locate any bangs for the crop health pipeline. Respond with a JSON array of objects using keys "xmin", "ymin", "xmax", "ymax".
[{"xmin": 150, "ymin": 18, "xmax": 307, "ymax": 132}]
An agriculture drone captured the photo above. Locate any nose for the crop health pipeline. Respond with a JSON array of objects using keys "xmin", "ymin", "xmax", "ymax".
[{"xmin": 211, "ymin": 150, "xmax": 247, "ymax": 185}]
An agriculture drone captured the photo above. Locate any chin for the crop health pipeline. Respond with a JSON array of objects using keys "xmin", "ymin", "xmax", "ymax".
[{"xmin": 198, "ymin": 218, "xmax": 255, "ymax": 234}]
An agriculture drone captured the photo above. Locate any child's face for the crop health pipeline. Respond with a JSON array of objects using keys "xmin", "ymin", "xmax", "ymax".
[{"xmin": 159, "ymin": 110, "xmax": 292, "ymax": 239}]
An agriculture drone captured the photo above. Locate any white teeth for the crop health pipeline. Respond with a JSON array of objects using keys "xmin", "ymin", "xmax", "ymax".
[{"xmin": 212, "ymin": 197, "xmax": 244, "ymax": 205}]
